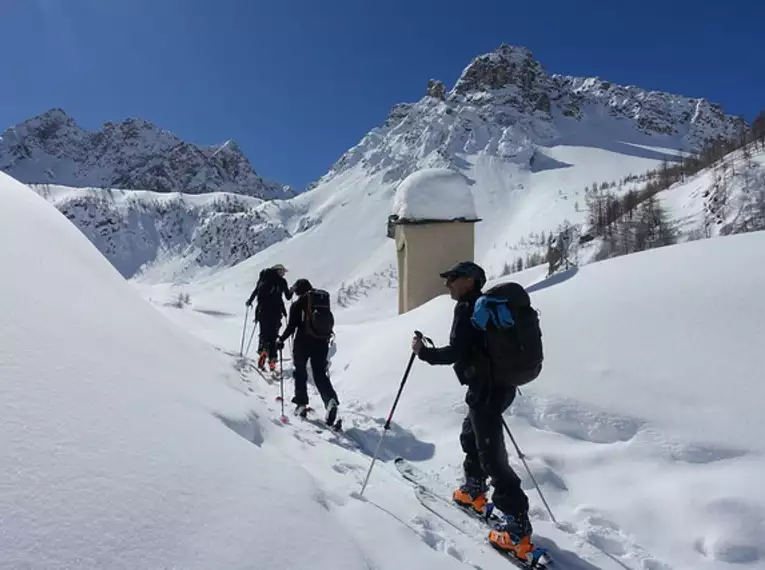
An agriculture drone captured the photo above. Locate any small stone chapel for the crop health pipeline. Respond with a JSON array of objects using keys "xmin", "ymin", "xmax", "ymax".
[{"xmin": 386, "ymin": 168, "xmax": 480, "ymax": 314}]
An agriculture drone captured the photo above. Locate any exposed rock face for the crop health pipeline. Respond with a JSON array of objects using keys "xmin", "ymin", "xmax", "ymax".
[
  {"xmin": 315, "ymin": 44, "xmax": 744, "ymax": 187},
  {"xmin": 29, "ymin": 185, "xmax": 295, "ymax": 280},
  {"xmin": 427, "ymin": 79, "xmax": 447, "ymax": 100},
  {"xmin": 0, "ymin": 109, "xmax": 293, "ymax": 199}
]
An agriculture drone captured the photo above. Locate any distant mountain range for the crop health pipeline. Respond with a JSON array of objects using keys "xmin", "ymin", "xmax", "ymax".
[{"xmin": 0, "ymin": 109, "xmax": 293, "ymax": 199}]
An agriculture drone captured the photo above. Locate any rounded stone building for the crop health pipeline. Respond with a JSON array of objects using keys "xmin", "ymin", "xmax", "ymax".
[{"xmin": 386, "ymin": 168, "xmax": 480, "ymax": 314}]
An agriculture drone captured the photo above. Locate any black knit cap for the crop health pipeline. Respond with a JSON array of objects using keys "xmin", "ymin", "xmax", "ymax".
[{"xmin": 292, "ymin": 278, "xmax": 313, "ymax": 296}]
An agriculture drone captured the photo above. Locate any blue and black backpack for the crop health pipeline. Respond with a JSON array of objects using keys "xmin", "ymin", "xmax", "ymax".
[{"xmin": 471, "ymin": 282, "xmax": 543, "ymax": 387}]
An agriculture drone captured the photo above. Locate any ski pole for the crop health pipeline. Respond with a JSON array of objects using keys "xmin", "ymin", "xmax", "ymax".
[
  {"xmin": 244, "ymin": 317, "xmax": 258, "ymax": 357},
  {"xmin": 501, "ymin": 418, "xmax": 558, "ymax": 524},
  {"xmin": 359, "ymin": 330, "xmax": 423, "ymax": 497},
  {"xmin": 278, "ymin": 349, "xmax": 286, "ymax": 422},
  {"xmin": 239, "ymin": 305, "xmax": 250, "ymax": 356}
]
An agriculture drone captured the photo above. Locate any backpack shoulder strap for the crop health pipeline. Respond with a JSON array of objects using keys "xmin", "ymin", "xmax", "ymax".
[{"xmin": 303, "ymin": 290, "xmax": 313, "ymax": 321}]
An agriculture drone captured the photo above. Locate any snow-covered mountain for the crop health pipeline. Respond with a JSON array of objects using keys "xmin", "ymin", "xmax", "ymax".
[
  {"xmin": 20, "ymin": 44, "xmax": 753, "ymax": 290},
  {"xmin": 178, "ymin": 44, "xmax": 750, "ymax": 314},
  {"xmin": 0, "ymin": 108, "xmax": 293, "ymax": 199},
  {"xmin": 319, "ymin": 44, "xmax": 744, "ymax": 187},
  {"xmin": 30, "ymin": 184, "xmax": 295, "ymax": 281}
]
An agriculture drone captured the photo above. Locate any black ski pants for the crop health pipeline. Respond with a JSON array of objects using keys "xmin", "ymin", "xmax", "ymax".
[
  {"xmin": 291, "ymin": 339, "xmax": 338, "ymax": 407},
  {"xmin": 460, "ymin": 383, "xmax": 529, "ymax": 517},
  {"xmin": 257, "ymin": 313, "xmax": 281, "ymax": 361}
]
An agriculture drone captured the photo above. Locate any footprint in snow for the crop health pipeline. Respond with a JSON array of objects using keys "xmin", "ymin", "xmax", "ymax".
[
  {"xmin": 332, "ymin": 461, "xmax": 362, "ymax": 474},
  {"xmin": 511, "ymin": 395, "xmax": 644, "ymax": 445},
  {"xmin": 410, "ymin": 515, "xmax": 465, "ymax": 563},
  {"xmin": 693, "ymin": 498, "xmax": 764, "ymax": 564},
  {"xmin": 574, "ymin": 505, "xmax": 669, "ymax": 569}
]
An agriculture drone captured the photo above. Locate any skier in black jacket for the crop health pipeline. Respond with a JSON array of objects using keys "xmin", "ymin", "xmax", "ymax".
[
  {"xmin": 411, "ymin": 261, "xmax": 534, "ymax": 557},
  {"xmin": 246, "ymin": 264, "xmax": 292, "ymax": 371},
  {"xmin": 277, "ymin": 278, "xmax": 339, "ymax": 425}
]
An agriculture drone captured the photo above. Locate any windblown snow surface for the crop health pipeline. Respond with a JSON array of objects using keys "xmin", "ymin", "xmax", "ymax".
[
  {"xmin": 130, "ymin": 150, "xmax": 765, "ymax": 570},
  {"xmin": 148, "ymin": 230, "xmax": 765, "ymax": 570},
  {"xmin": 0, "ymin": 172, "xmax": 474, "ymax": 570},
  {"xmin": 4, "ymin": 167, "xmax": 765, "ymax": 569}
]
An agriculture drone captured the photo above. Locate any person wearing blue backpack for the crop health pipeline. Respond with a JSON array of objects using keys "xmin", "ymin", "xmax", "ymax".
[{"xmin": 411, "ymin": 260, "xmax": 543, "ymax": 560}]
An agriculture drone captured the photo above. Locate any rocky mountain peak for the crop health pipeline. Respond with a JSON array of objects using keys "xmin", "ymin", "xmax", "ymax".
[
  {"xmin": 319, "ymin": 44, "xmax": 745, "ymax": 188},
  {"xmin": 0, "ymin": 110, "xmax": 293, "ymax": 199},
  {"xmin": 426, "ymin": 79, "xmax": 447, "ymax": 100},
  {"xmin": 452, "ymin": 43, "xmax": 547, "ymax": 97}
]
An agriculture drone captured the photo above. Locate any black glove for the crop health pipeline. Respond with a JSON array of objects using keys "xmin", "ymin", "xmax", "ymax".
[
  {"xmin": 245, "ymin": 299, "xmax": 252, "ymax": 307},
  {"xmin": 276, "ymin": 339, "xmax": 285, "ymax": 351}
]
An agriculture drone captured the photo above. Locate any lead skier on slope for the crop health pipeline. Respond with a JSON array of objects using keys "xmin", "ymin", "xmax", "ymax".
[
  {"xmin": 246, "ymin": 264, "xmax": 292, "ymax": 371},
  {"xmin": 411, "ymin": 261, "xmax": 535, "ymax": 558}
]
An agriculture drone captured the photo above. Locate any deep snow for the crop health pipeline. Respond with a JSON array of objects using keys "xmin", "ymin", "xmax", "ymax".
[
  {"xmin": 0, "ymin": 172, "xmax": 474, "ymax": 570},
  {"xmin": 147, "ymin": 210, "xmax": 765, "ymax": 568},
  {"xmin": 4, "ymin": 170, "xmax": 765, "ymax": 569},
  {"xmin": 391, "ymin": 168, "xmax": 479, "ymax": 221}
]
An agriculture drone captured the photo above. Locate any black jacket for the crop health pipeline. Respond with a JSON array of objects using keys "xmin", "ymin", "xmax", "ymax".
[
  {"xmin": 279, "ymin": 293, "xmax": 322, "ymax": 346},
  {"xmin": 248, "ymin": 269, "xmax": 292, "ymax": 318},
  {"xmin": 417, "ymin": 289, "xmax": 489, "ymax": 387}
]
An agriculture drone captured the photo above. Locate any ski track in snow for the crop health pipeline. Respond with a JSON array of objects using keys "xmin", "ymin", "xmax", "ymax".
[
  {"xmin": 141, "ymin": 235, "xmax": 765, "ymax": 570},
  {"xmin": 227, "ymin": 352, "xmax": 672, "ymax": 570}
]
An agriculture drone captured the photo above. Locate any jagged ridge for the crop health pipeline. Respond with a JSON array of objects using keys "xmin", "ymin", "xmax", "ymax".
[
  {"xmin": 318, "ymin": 44, "xmax": 745, "ymax": 186},
  {"xmin": 0, "ymin": 109, "xmax": 293, "ymax": 199}
]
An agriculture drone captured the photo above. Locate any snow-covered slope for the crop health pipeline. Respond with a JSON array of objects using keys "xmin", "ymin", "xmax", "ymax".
[
  {"xmin": 0, "ymin": 108, "xmax": 293, "ymax": 198},
  {"xmin": 4, "ymin": 170, "xmax": 763, "ymax": 569},
  {"xmin": 30, "ymin": 183, "xmax": 294, "ymax": 281},
  {"xmin": 660, "ymin": 144, "xmax": 765, "ymax": 239},
  {"xmin": 0, "ymin": 172, "xmax": 493, "ymax": 570},
  {"xmin": 150, "ymin": 230, "xmax": 765, "ymax": 570}
]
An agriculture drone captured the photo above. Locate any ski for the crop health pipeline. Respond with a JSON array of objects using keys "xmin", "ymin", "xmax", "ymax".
[{"xmin": 393, "ymin": 457, "xmax": 553, "ymax": 569}]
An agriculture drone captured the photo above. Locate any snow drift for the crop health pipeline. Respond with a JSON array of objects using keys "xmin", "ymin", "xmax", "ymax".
[
  {"xmin": 145, "ymin": 189, "xmax": 765, "ymax": 570},
  {"xmin": 4, "ymin": 169, "xmax": 764, "ymax": 570},
  {"xmin": 391, "ymin": 168, "xmax": 478, "ymax": 221},
  {"xmin": 0, "ymin": 172, "xmax": 463, "ymax": 570},
  {"xmin": 317, "ymin": 232, "xmax": 765, "ymax": 570}
]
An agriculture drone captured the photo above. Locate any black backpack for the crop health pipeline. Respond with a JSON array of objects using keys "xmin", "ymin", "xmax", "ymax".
[
  {"xmin": 471, "ymin": 282, "xmax": 543, "ymax": 387},
  {"xmin": 256, "ymin": 269, "xmax": 282, "ymax": 305},
  {"xmin": 304, "ymin": 289, "xmax": 334, "ymax": 340}
]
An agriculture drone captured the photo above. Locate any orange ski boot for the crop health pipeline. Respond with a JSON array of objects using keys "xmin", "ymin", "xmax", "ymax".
[
  {"xmin": 488, "ymin": 512, "xmax": 535, "ymax": 562},
  {"xmin": 452, "ymin": 478, "xmax": 488, "ymax": 515},
  {"xmin": 257, "ymin": 351, "xmax": 267, "ymax": 370},
  {"xmin": 268, "ymin": 359, "xmax": 277, "ymax": 372}
]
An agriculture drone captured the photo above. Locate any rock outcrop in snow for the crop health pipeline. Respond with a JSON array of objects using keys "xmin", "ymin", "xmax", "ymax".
[
  {"xmin": 319, "ymin": 44, "xmax": 745, "ymax": 187},
  {"xmin": 31, "ymin": 184, "xmax": 294, "ymax": 281},
  {"xmin": 0, "ymin": 109, "xmax": 293, "ymax": 199}
]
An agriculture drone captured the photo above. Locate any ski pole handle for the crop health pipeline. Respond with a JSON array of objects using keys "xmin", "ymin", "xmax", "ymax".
[{"xmin": 414, "ymin": 329, "xmax": 434, "ymax": 347}]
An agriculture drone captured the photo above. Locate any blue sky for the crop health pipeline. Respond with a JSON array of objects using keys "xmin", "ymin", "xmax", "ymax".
[{"xmin": 3, "ymin": 0, "xmax": 763, "ymax": 189}]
